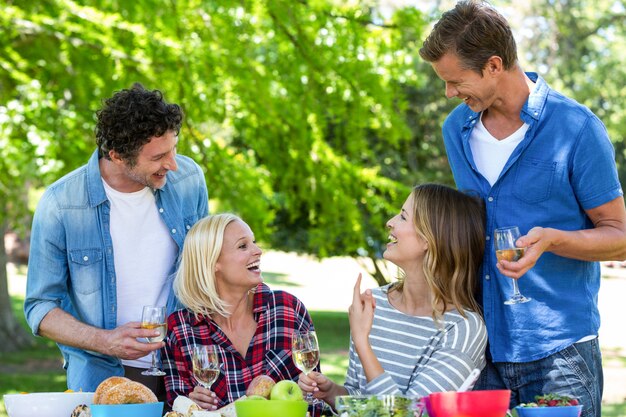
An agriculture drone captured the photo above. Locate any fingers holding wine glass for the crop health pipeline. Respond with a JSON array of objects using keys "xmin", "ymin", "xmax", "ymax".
[
  {"xmin": 189, "ymin": 384, "xmax": 219, "ymax": 410},
  {"xmin": 297, "ymin": 371, "xmax": 333, "ymax": 401},
  {"xmin": 494, "ymin": 226, "xmax": 532, "ymax": 305},
  {"xmin": 292, "ymin": 330, "xmax": 321, "ymax": 404},
  {"xmin": 104, "ymin": 322, "xmax": 163, "ymax": 359},
  {"xmin": 140, "ymin": 305, "xmax": 167, "ymax": 376}
]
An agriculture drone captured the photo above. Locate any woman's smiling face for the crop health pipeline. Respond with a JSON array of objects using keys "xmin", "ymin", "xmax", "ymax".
[
  {"xmin": 383, "ymin": 193, "xmax": 428, "ymax": 269},
  {"xmin": 215, "ymin": 219, "xmax": 263, "ymax": 291}
]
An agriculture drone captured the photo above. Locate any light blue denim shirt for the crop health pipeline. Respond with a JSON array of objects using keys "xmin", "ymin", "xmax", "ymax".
[
  {"xmin": 443, "ymin": 73, "xmax": 623, "ymax": 362},
  {"xmin": 24, "ymin": 150, "xmax": 209, "ymax": 391}
]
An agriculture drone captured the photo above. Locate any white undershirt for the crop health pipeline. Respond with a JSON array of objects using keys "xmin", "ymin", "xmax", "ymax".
[
  {"xmin": 103, "ymin": 180, "xmax": 177, "ymax": 368},
  {"xmin": 469, "ymin": 115, "xmax": 528, "ymax": 186}
]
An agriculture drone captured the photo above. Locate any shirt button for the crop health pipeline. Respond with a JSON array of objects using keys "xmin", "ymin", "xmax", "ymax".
[
  {"xmin": 488, "ymin": 197, "xmax": 494, "ymax": 202},
  {"xmin": 485, "ymin": 275, "xmax": 490, "ymax": 280},
  {"xmin": 159, "ymin": 208, "xmax": 164, "ymax": 213},
  {"xmin": 83, "ymin": 256, "xmax": 89, "ymax": 261},
  {"xmin": 486, "ymin": 236, "xmax": 491, "ymax": 241},
  {"xmin": 186, "ymin": 225, "xmax": 191, "ymax": 230},
  {"xmin": 171, "ymin": 228, "xmax": 177, "ymax": 234}
]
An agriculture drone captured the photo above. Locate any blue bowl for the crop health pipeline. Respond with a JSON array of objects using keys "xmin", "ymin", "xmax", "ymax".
[
  {"xmin": 515, "ymin": 405, "xmax": 583, "ymax": 417},
  {"xmin": 90, "ymin": 402, "xmax": 164, "ymax": 417}
]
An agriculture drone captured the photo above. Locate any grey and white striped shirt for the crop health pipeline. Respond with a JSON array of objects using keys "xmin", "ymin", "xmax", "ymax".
[{"xmin": 345, "ymin": 284, "xmax": 487, "ymax": 398}]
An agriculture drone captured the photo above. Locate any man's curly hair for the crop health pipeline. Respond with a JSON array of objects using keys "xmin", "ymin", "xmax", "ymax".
[{"xmin": 95, "ymin": 83, "xmax": 183, "ymax": 166}]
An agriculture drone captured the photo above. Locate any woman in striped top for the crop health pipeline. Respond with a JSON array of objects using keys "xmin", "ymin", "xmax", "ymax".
[{"xmin": 298, "ymin": 183, "xmax": 488, "ymax": 409}]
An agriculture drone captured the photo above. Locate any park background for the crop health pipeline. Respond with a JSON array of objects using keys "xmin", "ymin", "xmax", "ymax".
[{"xmin": 1, "ymin": 0, "xmax": 625, "ymax": 416}]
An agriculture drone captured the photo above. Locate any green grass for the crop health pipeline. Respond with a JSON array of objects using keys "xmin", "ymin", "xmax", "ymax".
[
  {"xmin": 1, "ymin": 297, "xmax": 68, "ymax": 416},
  {"xmin": 310, "ymin": 311, "xmax": 351, "ymax": 384}
]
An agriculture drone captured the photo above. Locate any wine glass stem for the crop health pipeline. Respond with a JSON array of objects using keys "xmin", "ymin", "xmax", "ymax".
[
  {"xmin": 151, "ymin": 351, "xmax": 158, "ymax": 370},
  {"xmin": 512, "ymin": 279, "xmax": 522, "ymax": 297},
  {"xmin": 304, "ymin": 372, "xmax": 317, "ymax": 404}
]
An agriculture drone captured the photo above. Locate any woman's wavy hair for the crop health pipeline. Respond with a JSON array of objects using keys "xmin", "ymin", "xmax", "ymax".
[
  {"xmin": 419, "ymin": 0, "xmax": 518, "ymax": 74},
  {"xmin": 174, "ymin": 213, "xmax": 241, "ymax": 319},
  {"xmin": 391, "ymin": 184, "xmax": 485, "ymax": 322},
  {"xmin": 95, "ymin": 83, "xmax": 183, "ymax": 166}
]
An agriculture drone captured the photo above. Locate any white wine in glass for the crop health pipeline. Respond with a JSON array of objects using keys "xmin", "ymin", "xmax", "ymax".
[
  {"xmin": 141, "ymin": 305, "xmax": 167, "ymax": 376},
  {"xmin": 494, "ymin": 226, "xmax": 532, "ymax": 305},
  {"xmin": 292, "ymin": 330, "xmax": 320, "ymax": 404},
  {"xmin": 192, "ymin": 345, "xmax": 221, "ymax": 389},
  {"xmin": 292, "ymin": 347, "xmax": 320, "ymax": 375}
]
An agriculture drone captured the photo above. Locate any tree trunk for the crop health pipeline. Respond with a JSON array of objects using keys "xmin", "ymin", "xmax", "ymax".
[
  {"xmin": 0, "ymin": 222, "xmax": 36, "ymax": 352},
  {"xmin": 358, "ymin": 256, "xmax": 395, "ymax": 287}
]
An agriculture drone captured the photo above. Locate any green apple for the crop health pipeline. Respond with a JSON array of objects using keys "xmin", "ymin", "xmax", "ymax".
[{"xmin": 269, "ymin": 380, "xmax": 303, "ymax": 401}]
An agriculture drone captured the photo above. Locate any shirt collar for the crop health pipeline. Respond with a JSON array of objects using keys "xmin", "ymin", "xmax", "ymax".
[
  {"xmin": 86, "ymin": 150, "xmax": 108, "ymax": 208},
  {"xmin": 462, "ymin": 71, "xmax": 549, "ymax": 128},
  {"xmin": 189, "ymin": 283, "xmax": 270, "ymax": 326},
  {"xmin": 521, "ymin": 72, "xmax": 548, "ymax": 124}
]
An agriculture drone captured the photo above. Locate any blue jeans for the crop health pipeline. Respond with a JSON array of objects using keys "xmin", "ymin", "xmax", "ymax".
[{"xmin": 475, "ymin": 339, "xmax": 603, "ymax": 417}]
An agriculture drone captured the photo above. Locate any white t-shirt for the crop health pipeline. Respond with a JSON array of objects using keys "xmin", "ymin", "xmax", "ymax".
[
  {"xmin": 469, "ymin": 115, "xmax": 528, "ymax": 186},
  {"xmin": 103, "ymin": 180, "xmax": 177, "ymax": 368}
]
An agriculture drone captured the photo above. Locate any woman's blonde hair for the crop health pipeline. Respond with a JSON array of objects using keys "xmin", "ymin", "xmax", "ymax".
[
  {"xmin": 392, "ymin": 184, "xmax": 485, "ymax": 321},
  {"xmin": 174, "ymin": 213, "xmax": 241, "ymax": 319}
]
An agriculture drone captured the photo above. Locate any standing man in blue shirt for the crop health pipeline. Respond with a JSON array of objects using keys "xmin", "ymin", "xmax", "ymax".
[
  {"xmin": 24, "ymin": 84, "xmax": 209, "ymax": 398},
  {"xmin": 419, "ymin": 1, "xmax": 626, "ymax": 416}
]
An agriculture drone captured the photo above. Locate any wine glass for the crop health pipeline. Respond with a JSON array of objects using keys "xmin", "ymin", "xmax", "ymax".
[
  {"xmin": 494, "ymin": 226, "xmax": 532, "ymax": 305},
  {"xmin": 192, "ymin": 345, "xmax": 221, "ymax": 389},
  {"xmin": 292, "ymin": 330, "xmax": 320, "ymax": 404},
  {"xmin": 140, "ymin": 305, "xmax": 167, "ymax": 376}
]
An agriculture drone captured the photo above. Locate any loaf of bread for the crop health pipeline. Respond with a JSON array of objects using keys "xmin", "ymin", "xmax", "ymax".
[{"xmin": 93, "ymin": 376, "xmax": 157, "ymax": 405}]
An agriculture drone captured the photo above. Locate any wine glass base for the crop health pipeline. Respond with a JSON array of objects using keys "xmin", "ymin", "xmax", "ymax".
[
  {"xmin": 504, "ymin": 295, "xmax": 532, "ymax": 305},
  {"xmin": 141, "ymin": 368, "xmax": 166, "ymax": 376}
]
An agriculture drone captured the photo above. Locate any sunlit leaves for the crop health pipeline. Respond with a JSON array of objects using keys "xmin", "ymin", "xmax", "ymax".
[{"xmin": 1, "ymin": 0, "xmax": 441, "ymax": 268}]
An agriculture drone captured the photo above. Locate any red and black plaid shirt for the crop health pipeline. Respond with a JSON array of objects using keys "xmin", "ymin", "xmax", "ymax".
[{"xmin": 162, "ymin": 283, "xmax": 322, "ymax": 416}]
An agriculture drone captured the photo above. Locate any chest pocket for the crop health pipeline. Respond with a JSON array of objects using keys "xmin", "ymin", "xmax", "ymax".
[
  {"xmin": 69, "ymin": 248, "xmax": 103, "ymax": 295},
  {"xmin": 512, "ymin": 158, "xmax": 557, "ymax": 204}
]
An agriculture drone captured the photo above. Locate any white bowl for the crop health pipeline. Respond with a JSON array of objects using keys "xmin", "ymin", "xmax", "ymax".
[{"xmin": 3, "ymin": 392, "xmax": 95, "ymax": 417}]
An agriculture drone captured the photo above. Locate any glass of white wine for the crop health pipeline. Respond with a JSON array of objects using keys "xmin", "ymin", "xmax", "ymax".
[
  {"xmin": 494, "ymin": 226, "xmax": 532, "ymax": 305},
  {"xmin": 192, "ymin": 345, "xmax": 221, "ymax": 390},
  {"xmin": 140, "ymin": 305, "xmax": 167, "ymax": 376},
  {"xmin": 292, "ymin": 330, "xmax": 320, "ymax": 404}
]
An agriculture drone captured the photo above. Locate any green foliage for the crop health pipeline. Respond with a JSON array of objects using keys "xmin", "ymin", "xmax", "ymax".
[
  {"xmin": 0, "ymin": 0, "xmax": 449, "ymax": 273},
  {"xmin": 3, "ymin": 0, "xmax": 624, "ymax": 272},
  {"xmin": 517, "ymin": 0, "xmax": 626, "ymax": 182}
]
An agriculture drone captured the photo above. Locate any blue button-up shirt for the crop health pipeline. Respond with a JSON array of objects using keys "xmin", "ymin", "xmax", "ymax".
[
  {"xmin": 24, "ymin": 150, "xmax": 209, "ymax": 390},
  {"xmin": 443, "ymin": 73, "xmax": 623, "ymax": 362}
]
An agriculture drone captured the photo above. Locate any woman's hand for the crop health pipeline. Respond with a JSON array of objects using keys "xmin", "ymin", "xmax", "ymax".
[
  {"xmin": 297, "ymin": 371, "xmax": 346, "ymax": 408},
  {"xmin": 348, "ymin": 274, "xmax": 376, "ymax": 346},
  {"xmin": 188, "ymin": 385, "xmax": 220, "ymax": 411},
  {"xmin": 348, "ymin": 273, "xmax": 384, "ymax": 383}
]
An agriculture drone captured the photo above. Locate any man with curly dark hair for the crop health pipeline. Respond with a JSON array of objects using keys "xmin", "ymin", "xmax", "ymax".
[{"xmin": 24, "ymin": 83, "xmax": 209, "ymax": 399}]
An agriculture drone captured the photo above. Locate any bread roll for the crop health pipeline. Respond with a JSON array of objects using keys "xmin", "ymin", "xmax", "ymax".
[
  {"xmin": 93, "ymin": 377, "xmax": 157, "ymax": 405},
  {"xmin": 93, "ymin": 376, "xmax": 130, "ymax": 404}
]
